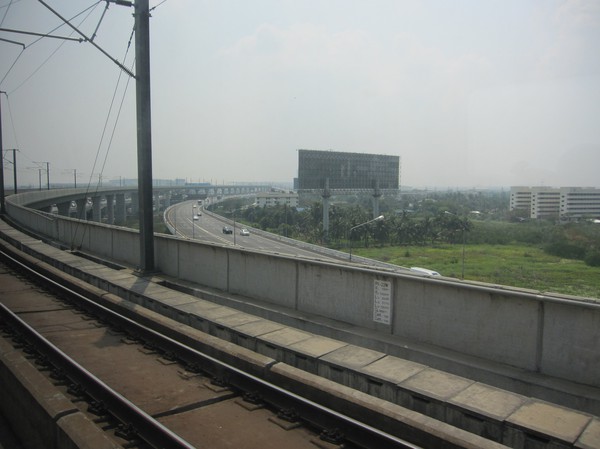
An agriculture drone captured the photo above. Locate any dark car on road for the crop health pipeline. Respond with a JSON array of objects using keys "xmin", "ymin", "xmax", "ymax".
[{"xmin": 222, "ymin": 226, "xmax": 233, "ymax": 234}]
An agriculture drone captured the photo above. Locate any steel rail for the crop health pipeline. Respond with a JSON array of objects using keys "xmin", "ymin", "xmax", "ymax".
[
  {"xmin": 0, "ymin": 247, "xmax": 422, "ymax": 449},
  {"xmin": 0, "ymin": 303, "xmax": 195, "ymax": 449}
]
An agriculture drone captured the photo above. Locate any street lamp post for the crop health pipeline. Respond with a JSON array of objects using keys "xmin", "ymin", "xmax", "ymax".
[
  {"xmin": 192, "ymin": 204, "xmax": 197, "ymax": 239},
  {"xmin": 233, "ymin": 209, "xmax": 236, "ymax": 246},
  {"xmin": 444, "ymin": 211, "xmax": 465, "ymax": 279},
  {"xmin": 348, "ymin": 215, "xmax": 384, "ymax": 261}
]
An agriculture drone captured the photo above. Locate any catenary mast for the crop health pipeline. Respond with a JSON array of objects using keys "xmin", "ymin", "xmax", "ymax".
[{"xmin": 134, "ymin": 0, "xmax": 155, "ymax": 273}]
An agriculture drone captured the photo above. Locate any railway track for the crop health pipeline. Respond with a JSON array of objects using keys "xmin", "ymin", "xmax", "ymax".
[{"xmin": 0, "ymin": 248, "xmax": 420, "ymax": 449}]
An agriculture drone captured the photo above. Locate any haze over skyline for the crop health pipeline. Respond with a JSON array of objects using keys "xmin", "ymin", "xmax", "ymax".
[{"xmin": 1, "ymin": 0, "xmax": 599, "ymax": 190}]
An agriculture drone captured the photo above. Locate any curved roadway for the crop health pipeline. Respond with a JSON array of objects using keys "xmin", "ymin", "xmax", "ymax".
[{"xmin": 164, "ymin": 200, "xmax": 350, "ymax": 263}]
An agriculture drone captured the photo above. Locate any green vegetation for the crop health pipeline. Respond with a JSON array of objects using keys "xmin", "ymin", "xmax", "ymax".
[
  {"xmin": 354, "ymin": 244, "xmax": 600, "ymax": 299},
  {"xmin": 213, "ymin": 191, "xmax": 600, "ymax": 299}
]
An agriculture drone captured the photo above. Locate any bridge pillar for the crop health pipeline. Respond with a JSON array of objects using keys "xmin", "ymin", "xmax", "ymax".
[
  {"xmin": 106, "ymin": 194, "xmax": 115, "ymax": 225},
  {"xmin": 57, "ymin": 201, "xmax": 71, "ymax": 217},
  {"xmin": 115, "ymin": 194, "xmax": 126, "ymax": 225},
  {"xmin": 322, "ymin": 178, "xmax": 331, "ymax": 243},
  {"xmin": 154, "ymin": 193, "xmax": 161, "ymax": 212},
  {"xmin": 163, "ymin": 192, "xmax": 171, "ymax": 208},
  {"xmin": 75, "ymin": 198, "xmax": 87, "ymax": 220},
  {"xmin": 91, "ymin": 196, "xmax": 102, "ymax": 222},
  {"xmin": 372, "ymin": 183, "xmax": 382, "ymax": 219},
  {"xmin": 130, "ymin": 192, "xmax": 139, "ymax": 214}
]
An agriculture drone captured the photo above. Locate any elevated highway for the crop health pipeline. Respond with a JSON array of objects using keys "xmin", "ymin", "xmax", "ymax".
[{"xmin": 164, "ymin": 200, "xmax": 393, "ymax": 266}]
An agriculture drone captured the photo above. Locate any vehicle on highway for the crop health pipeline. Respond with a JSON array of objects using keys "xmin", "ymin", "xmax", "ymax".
[
  {"xmin": 193, "ymin": 215, "xmax": 199, "ymax": 220},
  {"xmin": 222, "ymin": 226, "xmax": 233, "ymax": 234},
  {"xmin": 240, "ymin": 228, "xmax": 250, "ymax": 236},
  {"xmin": 410, "ymin": 267, "xmax": 441, "ymax": 276}
]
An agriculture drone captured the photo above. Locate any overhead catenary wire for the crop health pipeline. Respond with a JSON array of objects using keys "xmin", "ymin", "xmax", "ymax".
[
  {"xmin": 85, "ymin": 25, "xmax": 135, "ymax": 195},
  {"xmin": 37, "ymin": 0, "xmax": 135, "ymax": 78},
  {"xmin": 150, "ymin": 0, "xmax": 168, "ymax": 12},
  {"xmin": 3, "ymin": 94, "xmax": 19, "ymax": 151},
  {"xmin": 71, "ymin": 25, "xmax": 136, "ymax": 249},
  {"xmin": 90, "ymin": 1, "xmax": 109, "ymax": 42},
  {"xmin": 1, "ymin": 1, "xmax": 141, "ymax": 245},
  {"xmin": 0, "ymin": 28, "xmax": 84, "ymax": 42},
  {"xmin": 0, "ymin": 36, "xmax": 25, "ymax": 47},
  {"xmin": 0, "ymin": 0, "xmax": 15, "ymax": 27},
  {"xmin": 1, "ymin": 2, "xmax": 102, "ymax": 92}
]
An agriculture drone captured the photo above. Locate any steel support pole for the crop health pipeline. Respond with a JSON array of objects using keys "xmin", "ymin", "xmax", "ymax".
[
  {"xmin": 11, "ymin": 149, "xmax": 17, "ymax": 194},
  {"xmin": 0, "ymin": 92, "xmax": 5, "ymax": 215},
  {"xmin": 135, "ymin": 0, "xmax": 154, "ymax": 273}
]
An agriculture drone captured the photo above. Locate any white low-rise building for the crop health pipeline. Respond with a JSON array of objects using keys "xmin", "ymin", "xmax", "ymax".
[
  {"xmin": 256, "ymin": 192, "xmax": 299, "ymax": 208},
  {"xmin": 510, "ymin": 186, "xmax": 600, "ymax": 220}
]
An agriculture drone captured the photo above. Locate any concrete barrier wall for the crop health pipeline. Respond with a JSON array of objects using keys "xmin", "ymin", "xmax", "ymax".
[
  {"xmin": 395, "ymin": 282, "xmax": 542, "ymax": 371},
  {"xmin": 297, "ymin": 262, "xmax": 394, "ymax": 331},
  {"xmin": 171, "ymin": 238, "xmax": 229, "ymax": 291},
  {"xmin": 6, "ymin": 194, "xmax": 600, "ymax": 389},
  {"xmin": 228, "ymin": 249, "xmax": 298, "ymax": 309},
  {"xmin": 541, "ymin": 301, "xmax": 600, "ymax": 386}
]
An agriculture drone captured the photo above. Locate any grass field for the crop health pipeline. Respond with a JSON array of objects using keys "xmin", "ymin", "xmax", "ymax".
[{"xmin": 353, "ymin": 244, "xmax": 600, "ymax": 300}]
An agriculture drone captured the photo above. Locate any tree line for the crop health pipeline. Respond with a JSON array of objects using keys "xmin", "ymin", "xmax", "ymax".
[
  {"xmin": 214, "ymin": 194, "xmax": 600, "ymax": 267},
  {"xmin": 220, "ymin": 201, "xmax": 472, "ymax": 249}
]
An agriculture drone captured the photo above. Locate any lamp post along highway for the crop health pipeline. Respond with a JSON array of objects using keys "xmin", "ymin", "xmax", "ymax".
[
  {"xmin": 444, "ymin": 211, "xmax": 466, "ymax": 279},
  {"xmin": 7, "ymin": 149, "xmax": 18, "ymax": 194},
  {"xmin": 348, "ymin": 215, "xmax": 384, "ymax": 261},
  {"xmin": 192, "ymin": 204, "xmax": 196, "ymax": 239}
]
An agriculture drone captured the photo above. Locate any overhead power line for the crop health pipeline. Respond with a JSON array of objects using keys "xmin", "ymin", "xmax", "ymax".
[
  {"xmin": 0, "ymin": 27, "xmax": 84, "ymax": 42},
  {"xmin": 37, "ymin": 0, "xmax": 135, "ymax": 78},
  {"xmin": 0, "ymin": 36, "xmax": 25, "ymax": 47},
  {"xmin": 1, "ymin": 2, "xmax": 101, "ymax": 91}
]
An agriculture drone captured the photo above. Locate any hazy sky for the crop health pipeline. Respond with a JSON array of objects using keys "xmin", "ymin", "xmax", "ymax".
[{"xmin": 1, "ymin": 0, "xmax": 599, "ymax": 189}]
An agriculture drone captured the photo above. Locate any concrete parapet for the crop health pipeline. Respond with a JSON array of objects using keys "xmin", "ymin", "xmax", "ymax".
[
  {"xmin": 0, "ymin": 338, "xmax": 118, "ymax": 449},
  {"xmin": 504, "ymin": 401, "xmax": 593, "ymax": 449},
  {"xmin": 267, "ymin": 363, "xmax": 512, "ymax": 449},
  {"xmin": 57, "ymin": 413, "xmax": 121, "ymax": 449},
  {"xmin": 447, "ymin": 383, "xmax": 528, "ymax": 443},
  {"xmin": 0, "ymin": 341, "xmax": 77, "ymax": 448}
]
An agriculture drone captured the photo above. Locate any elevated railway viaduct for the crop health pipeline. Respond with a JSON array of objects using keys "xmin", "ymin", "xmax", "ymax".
[{"xmin": 1, "ymin": 188, "xmax": 599, "ymax": 448}]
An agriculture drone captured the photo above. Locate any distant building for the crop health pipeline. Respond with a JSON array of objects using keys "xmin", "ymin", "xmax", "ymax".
[
  {"xmin": 297, "ymin": 149, "xmax": 400, "ymax": 191},
  {"xmin": 510, "ymin": 186, "xmax": 600, "ymax": 220},
  {"xmin": 256, "ymin": 192, "xmax": 298, "ymax": 208}
]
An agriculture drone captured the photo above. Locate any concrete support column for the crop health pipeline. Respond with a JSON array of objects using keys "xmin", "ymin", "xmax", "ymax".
[
  {"xmin": 106, "ymin": 194, "xmax": 115, "ymax": 225},
  {"xmin": 322, "ymin": 196, "xmax": 330, "ymax": 241},
  {"xmin": 372, "ymin": 182, "xmax": 382, "ymax": 219},
  {"xmin": 322, "ymin": 178, "xmax": 331, "ymax": 242},
  {"xmin": 92, "ymin": 196, "xmax": 102, "ymax": 222},
  {"xmin": 115, "ymin": 194, "xmax": 126, "ymax": 225},
  {"xmin": 163, "ymin": 192, "xmax": 171, "ymax": 208},
  {"xmin": 75, "ymin": 198, "xmax": 87, "ymax": 221},
  {"xmin": 372, "ymin": 195, "xmax": 381, "ymax": 219},
  {"xmin": 130, "ymin": 192, "xmax": 139, "ymax": 214},
  {"xmin": 57, "ymin": 201, "xmax": 71, "ymax": 217},
  {"xmin": 154, "ymin": 193, "xmax": 160, "ymax": 212}
]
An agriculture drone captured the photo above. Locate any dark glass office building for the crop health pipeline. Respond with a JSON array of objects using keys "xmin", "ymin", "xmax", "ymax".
[{"xmin": 297, "ymin": 149, "xmax": 400, "ymax": 190}]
